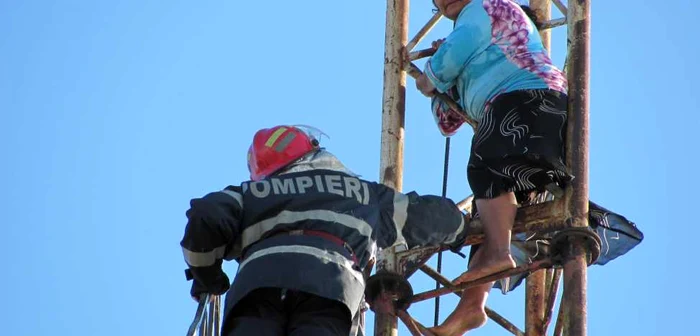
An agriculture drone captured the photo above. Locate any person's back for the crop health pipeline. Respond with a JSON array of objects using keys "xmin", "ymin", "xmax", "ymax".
[
  {"xmin": 180, "ymin": 125, "xmax": 468, "ymax": 336},
  {"xmin": 425, "ymin": 0, "xmax": 567, "ymax": 121},
  {"xmin": 226, "ymin": 149, "xmax": 466, "ymax": 331}
]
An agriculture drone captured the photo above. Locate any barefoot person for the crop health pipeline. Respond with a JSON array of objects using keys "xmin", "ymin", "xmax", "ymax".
[{"xmin": 415, "ymin": 1, "xmax": 572, "ymax": 334}]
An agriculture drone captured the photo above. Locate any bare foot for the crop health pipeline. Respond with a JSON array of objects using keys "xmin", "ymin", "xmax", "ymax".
[
  {"xmin": 427, "ymin": 308, "xmax": 487, "ymax": 336},
  {"xmin": 454, "ymin": 254, "xmax": 516, "ymax": 285}
]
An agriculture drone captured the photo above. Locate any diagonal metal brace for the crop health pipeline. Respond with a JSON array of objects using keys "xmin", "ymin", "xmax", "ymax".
[
  {"xmin": 187, "ymin": 294, "xmax": 211, "ymax": 336},
  {"xmin": 411, "ymin": 258, "xmax": 554, "ymax": 304}
]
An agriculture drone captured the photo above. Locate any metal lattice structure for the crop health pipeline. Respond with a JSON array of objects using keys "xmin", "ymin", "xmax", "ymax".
[
  {"xmin": 372, "ymin": 0, "xmax": 594, "ymax": 336},
  {"xmin": 187, "ymin": 294, "xmax": 222, "ymax": 336},
  {"xmin": 186, "ymin": 1, "xmax": 595, "ymax": 336}
]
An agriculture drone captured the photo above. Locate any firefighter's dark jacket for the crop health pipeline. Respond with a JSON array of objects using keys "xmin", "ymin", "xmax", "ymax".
[{"xmin": 180, "ymin": 150, "xmax": 467, "ymax": 326}]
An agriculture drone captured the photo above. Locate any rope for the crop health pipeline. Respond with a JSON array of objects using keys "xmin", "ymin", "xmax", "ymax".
[{"xmin": 434, "ymin": 137, "xmax": 451, "ymax": 326}]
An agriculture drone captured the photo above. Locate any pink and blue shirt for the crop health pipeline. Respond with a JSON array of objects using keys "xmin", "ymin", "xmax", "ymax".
[{"xmin": 425, "ymin": 0, "xmax": 567, "ymax": 127}]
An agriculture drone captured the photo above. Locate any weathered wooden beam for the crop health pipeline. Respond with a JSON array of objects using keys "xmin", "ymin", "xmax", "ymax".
[{"xmin": 395, "ymin": 199, "xmax": 568, "ymax": 276}]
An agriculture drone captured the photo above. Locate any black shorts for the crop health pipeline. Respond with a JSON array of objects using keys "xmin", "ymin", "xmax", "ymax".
[
  {"xmin": 467, "ymin": 89, "xmax": 574, "ymax": 200},
  {"xmin": 224, "ymin": 287, "xmax": 351, "ymax": 336}
]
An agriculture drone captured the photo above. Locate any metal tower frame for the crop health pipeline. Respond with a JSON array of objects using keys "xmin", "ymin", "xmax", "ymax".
[
  {"xmin": 185, "ymin": 2, "xmax": 593, "ymax": 336},
  {"xmin": 373, "ymin": 1, "xmax": 593, "ymax": 336}
]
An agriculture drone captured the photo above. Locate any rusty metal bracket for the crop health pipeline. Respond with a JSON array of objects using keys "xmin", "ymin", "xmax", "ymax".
[
  {"xmin": 365, "ymin": 271, "xmax": 415, "ymax": 313},
  {"xmin": 410, "ymin": 258, "xmax": 554, "ymax": 304},
  {"xmin": 551, "ymin": 227, "xmax": 602, "ymax": 266}
]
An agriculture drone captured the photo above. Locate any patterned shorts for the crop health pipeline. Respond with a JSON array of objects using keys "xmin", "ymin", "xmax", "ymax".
[{"xmin": 467, "ymin": 89, "xmax": 574, "ymax": 200}]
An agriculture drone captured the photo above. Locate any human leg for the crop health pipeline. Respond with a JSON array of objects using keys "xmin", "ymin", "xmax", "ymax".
[
  {"xmin": 455, "ymin": 193, "xmax": 518, "ymax": 283},
  {"xmin": 225, "ymin": 288, "xmax": 286, "ymax": 336},
  {"xmin": 428, "ymin": 194, "xmax": 518, "ymax": 336},
  {"xmin": 459, "ymin": 89, "xmax": 572, "ymax": 282},
  {"xmin": 285, "ymin": 290, "xmax": 352, "ymax": 336},
  {"xmin": 430, "ymin": 89, "xmax": 572, "ymax": 336},
  {"xmin": 428, "ymin": 282, "xmax": 491, "ymax": 336}
]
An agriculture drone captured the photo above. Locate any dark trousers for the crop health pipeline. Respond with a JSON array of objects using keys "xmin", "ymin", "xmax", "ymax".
[{"xmin": 225, "ymin": 287, "xmax": 351, "ymax": 336}]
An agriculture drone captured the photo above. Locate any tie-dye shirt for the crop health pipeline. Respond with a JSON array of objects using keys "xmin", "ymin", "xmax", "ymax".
[{"xmin": 425, "ymin": 0, "xmax": 567, "ymax": 129}]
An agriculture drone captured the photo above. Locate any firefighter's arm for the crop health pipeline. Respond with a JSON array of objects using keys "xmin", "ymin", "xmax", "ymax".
[
  {"xmin": 180, "ymin": 186, "xmax": 243, "ymax": 298},
  {"xmin": 376, "ymin": 186, "xmax": 467, "ymax": 249},
  {"xmin": 399, "ymin": 192, "xmax": 467, "ymax": 249}
]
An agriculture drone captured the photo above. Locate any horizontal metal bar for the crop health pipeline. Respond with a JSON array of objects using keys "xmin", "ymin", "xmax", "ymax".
[
  {"xmin": 408, "ymin": 47, "xmax": 436, "ymax": 61},
  {"xmin": 396, "ymin": 245, "xmax": 440, "ymax": 271},
  {"xmin": 541, "ymin": 17, "xmax": 567, "ymax": 30},
  {"xmin": 394, "ymin": 199, "xmax": 568, "ymax": 271},
  {"xmin": 398, "ymin": 245, "xmax": 441, "ymax": 278},
  {"xmin": 465, "ymin": 199, "xmax": 568, "ymax": 245},
  {"xmin": 410, "ymin": 258, "xmax": 554, "ymax": 304}
]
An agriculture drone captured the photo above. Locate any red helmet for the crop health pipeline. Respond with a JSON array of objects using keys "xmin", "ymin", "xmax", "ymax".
[{"xmin": 247, "ymin": 125, "xmax": 320, "ymax": 181}]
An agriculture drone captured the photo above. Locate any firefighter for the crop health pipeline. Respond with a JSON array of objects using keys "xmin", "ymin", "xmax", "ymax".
[{"xmin": 180, "ymin": 125, "xmax": 469, "ymax": 336}]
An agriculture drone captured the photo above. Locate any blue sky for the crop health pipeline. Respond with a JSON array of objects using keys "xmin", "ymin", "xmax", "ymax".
[{"xmin": 1, "ymin": 1, "xmax": 697, "ymax": 335}]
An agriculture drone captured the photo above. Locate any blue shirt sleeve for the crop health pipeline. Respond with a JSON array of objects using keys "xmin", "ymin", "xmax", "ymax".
[{"xmin": 423, "ymin": 9, "xmax": 490, "ymax": 93}]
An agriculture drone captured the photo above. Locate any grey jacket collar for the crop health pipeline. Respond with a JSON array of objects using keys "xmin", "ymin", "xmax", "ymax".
[{"xmin": 278, "ymin": 149, "xmax": 358, "ymax": 177}]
